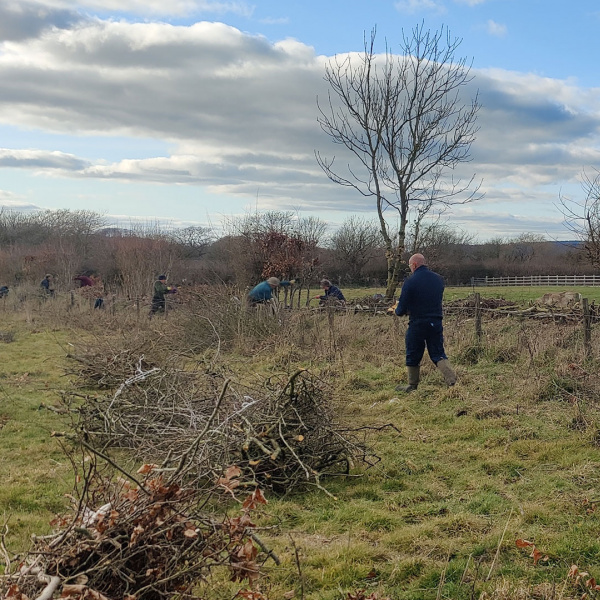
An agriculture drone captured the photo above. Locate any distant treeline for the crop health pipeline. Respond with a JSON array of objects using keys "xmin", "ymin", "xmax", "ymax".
[{"xmin": 0, "ymin": 208, "xmax": 591, "ymax": 294}]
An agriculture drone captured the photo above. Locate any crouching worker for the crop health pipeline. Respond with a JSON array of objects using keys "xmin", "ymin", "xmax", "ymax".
[
  {"xmin": 314, "ymin": 279, "xmax": 345, "ymax": 305},
  {"xmin": 394, "ymin": 253, "xmax": 456, "ymax": 392},
  {"xmin": 149, "ymin": 274, "xmax": 177, "ymax": 317},
  {"xmin": 247, "ymin": 277, "xmax": 293, "ymax": 307}
]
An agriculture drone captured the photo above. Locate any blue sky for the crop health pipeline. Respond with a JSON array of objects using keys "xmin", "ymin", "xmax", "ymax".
[{"xmin": 0, "ymin": 0, "xmax": 599, "ymax": 240}]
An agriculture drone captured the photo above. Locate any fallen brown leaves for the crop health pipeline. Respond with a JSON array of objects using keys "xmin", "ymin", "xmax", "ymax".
[
  {"xmin": 515, "ymin": 539, "xmax": 549, "ymax": 566},
  {"xmin": 1, "ymin": 455, "xmax": 271, "ymax": 600}
]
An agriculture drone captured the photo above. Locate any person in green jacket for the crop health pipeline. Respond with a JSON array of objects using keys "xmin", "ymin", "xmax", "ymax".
[{"xmin": 149, "ymin": 274, "xmax": 176, "ymax": 316}]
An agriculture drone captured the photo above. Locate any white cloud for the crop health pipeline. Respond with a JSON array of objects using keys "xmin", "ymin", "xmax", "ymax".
[
  {"xmin": 486, "ymin": 19, "xmax": 507, "ymax": 37},
  {"xmin": 0, "ymin": 149, "xmax": 90, "ymax": 171},
  {"xmin": 0, "ymin": 189, "xmax": 42, "ymax": 212},
  {"xmin": 259, "ymin": 16, "xmax": 290, "ymax": 25},
  {"xmin": 454, "ymin": 0, "xmax": 487, "ymax": 6},
  {"xmin": 0, "ymin": 17, "xmax": 599, "ymax": 239},
  {"xmin": 0, "ymin": 1, "xmax": 82, "ymax": 41},
  {"xmin": 394, "ymin": 0, "xmax": 446, "ymax": 15},
  {"xmin": 24, "ymin": 0, "xmax": 254, "ymax": 18}
]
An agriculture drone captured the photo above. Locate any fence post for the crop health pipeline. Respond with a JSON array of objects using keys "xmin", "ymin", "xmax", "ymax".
[
  {"xmin": 136, "ymin": 297, "xmax": 140, "ymax": 319},
  {"xmin": 475, "ymin": 292, "xmax": 482, "ymax": 342},
  {"xmin": 582, "ymin": 297, "xmax": 592, "ymax": 357}
]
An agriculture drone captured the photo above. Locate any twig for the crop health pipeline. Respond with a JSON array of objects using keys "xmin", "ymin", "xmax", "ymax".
[
  {"xmin": 173, "ymin": 378, "xmax": 230, "ymax": 478},
  {"xmin": 460, "ymin": 553, "xmax": 472, "ymax": 585},
  {"xmin": 76, "ymin": 438, "xmax": 150, "ymax": 494},
  {"xmin": 276, "ymin": 368, "xmax": 307, "ymax": 403},
  {"xmin": 35, "ymin": 573, "xmax": 61, "ymax": 600},
  {"xmin": 108, "ymin": 364, "xmax": 161, "ymax": 410},
  {"xmin": 249, "ymin": 532, "xmax": 281, "ymax": 566},
  {"xmin": 1, "ymin": 517, "xmax": 11, "ymax": 574},
  {"xmin": 288, "ymin": 534, "xmax": 305, "ymax": 600},
  {"xmin": 486, "ymin": 508, "xmax": 513, "ymax": 581}
]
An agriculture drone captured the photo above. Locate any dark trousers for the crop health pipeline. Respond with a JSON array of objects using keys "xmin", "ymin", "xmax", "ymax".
[
  {"xmin": 405, "ymin": 317, "xmax": 447, "ymax": 366},
  {"xmin": 150, "ymin": 297, "xmax": 165, "ymax": 314}
]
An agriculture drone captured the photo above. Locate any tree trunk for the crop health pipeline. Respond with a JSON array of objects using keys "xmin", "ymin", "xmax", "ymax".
[
  {"xmin": 385, "ymin": 253, "xmax": 402, "ymax": 300},
  {"xmin": 384, "ymin": 230, "xmax": 405, "ymax": 300}
]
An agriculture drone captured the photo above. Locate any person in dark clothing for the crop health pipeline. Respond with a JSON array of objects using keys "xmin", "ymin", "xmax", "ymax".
[
  {"xmin": 394, "ymin": 253, "xmax": 456, "ymax": 392},
  {"xmin": 149, "ymin": 274, "xmax": 176, "ymax": 316},
  {"xmin": 0, "ymin": 286, "xmax": 8, "ymax": 298},
  {"xmin": 74, "ymin": 275, "xmax": 94, "ymax": 287},
  {"xmin": 41, "ymin": 274, "xmax": 54, "ymax": 296},
  {"xmin": 315, "ymin": 279, "xmax": 345, "ymax": 305}
]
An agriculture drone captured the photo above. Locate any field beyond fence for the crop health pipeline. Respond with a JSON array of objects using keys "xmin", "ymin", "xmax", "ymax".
[{"xmin": 472, "ymin": 274, "xmax": 600, "ymax": 287}]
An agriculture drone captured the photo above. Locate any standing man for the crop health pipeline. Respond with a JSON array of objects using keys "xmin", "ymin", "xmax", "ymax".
[
  {"xmin": 149, "ymin": 274, "xmax": 175, "ymax": 317},
  {"xmin": 394, "ymin": 254, "xmax": 456, "ymax": 392},
  {"xmin": 41, "ymin": 274, "xmax": 55, "ymax": 296}
]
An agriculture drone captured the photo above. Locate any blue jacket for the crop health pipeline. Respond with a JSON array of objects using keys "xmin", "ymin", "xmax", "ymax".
[
  {"xmin": 320, "ymin": 285, "xmax": 345, "ymax": 302},
  {"xmin": 248, "ymin": 280, "xmax": 290, "ymax": 302},
  {"xmin": 395, "ymin": 265, "xmax": 444, "ymax": 320}
]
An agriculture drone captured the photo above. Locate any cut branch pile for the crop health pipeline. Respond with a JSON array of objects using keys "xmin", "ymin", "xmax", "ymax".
[
  {"xmin": 64, "ymin": 343, "xmax": 370, "ymax": 495},
  {"xmin": 347, "ymin": 295, "xmax": 392, "ymax": 314},
  {"xmin": 1, "ymin": 451, "xmax": 268, "ymax": 600},
  {"xmin": 445, "ymin": 296, "xmax": 518, "ymax": 310}
]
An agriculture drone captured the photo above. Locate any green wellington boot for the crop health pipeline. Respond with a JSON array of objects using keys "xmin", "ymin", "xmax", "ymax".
[
  {"xmin": 395, "ymin": 366, "xmax": 420, "ymax": 393},
  {"xmin": 436, "ymin": 359, "xmax": 457, "ymax": 386}
]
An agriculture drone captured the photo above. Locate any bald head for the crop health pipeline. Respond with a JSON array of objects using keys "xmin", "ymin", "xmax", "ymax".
[{"xmin": 408, "ymin": 254, "xmax": 426, "ymax": 272}]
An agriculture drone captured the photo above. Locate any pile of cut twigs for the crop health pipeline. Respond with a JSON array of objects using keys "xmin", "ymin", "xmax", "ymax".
[
  {"xmin": 445, "ymin": 296, "xmax": 518, "ymax": 310},
  {"xmin": 1, "ymin": 450, "xmax": 269, "ymax": 600},
  {"xmin": 64, "ymin": 342, "xmax": 373, "ymax": 496}
]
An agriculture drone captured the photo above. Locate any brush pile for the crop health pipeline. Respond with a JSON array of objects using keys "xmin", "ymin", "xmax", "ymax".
[
  {"xmin": 348, "ymin": 294, "xmax": 392, "ymax": 314},
  {"xmin": 64, "ymin": 340, "xmax": 368, "ymax": 495},
  {"xmin": 445, "ymin": 296, "xmax": 518, "ymax": 311},
  {"xmin": 1, "ymin": 452, "xmax": 268, "ymax": 600}
]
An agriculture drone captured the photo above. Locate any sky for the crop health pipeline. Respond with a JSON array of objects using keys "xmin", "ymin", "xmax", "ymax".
[{"xmin": 0, "ymin": 0, "xmax": 599, "ymax": 241}]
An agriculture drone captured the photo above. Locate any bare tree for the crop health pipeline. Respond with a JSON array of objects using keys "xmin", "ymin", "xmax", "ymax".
[
  {"xmin": 409, "ymin": 218, "xmax": 475, "ymax": 266},
  {"xmin": 169, "ymin": 226, "xmax": 214, "ymax": 259},
  {"xmin": 329, "ymin": 216, "xmax": 382, "ymax": 283},
  {"xmin": 295, "ymin": 215, "xmax": 328, "ymax": 249},
  {"xmin": 559, "ymin": 168, "xmax": 600, "ymax": 268},
  {"xmin": 223, "ymin": 211, "xmax": 327, "ymax": 289},
  {"xmin": 316, "ymin": 24, "xmax": 481, "ymax": 298}
]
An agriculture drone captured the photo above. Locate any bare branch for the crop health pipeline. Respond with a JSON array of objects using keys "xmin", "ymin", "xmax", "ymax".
[{"xmin": 316, "ymin": 24, "xmax": 482, "ymax": 297}]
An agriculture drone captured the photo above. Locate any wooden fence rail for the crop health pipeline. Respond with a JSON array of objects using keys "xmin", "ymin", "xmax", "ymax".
[{"xmin": 472, "ymin": 275, "xmax": 600, "ymax": 287}]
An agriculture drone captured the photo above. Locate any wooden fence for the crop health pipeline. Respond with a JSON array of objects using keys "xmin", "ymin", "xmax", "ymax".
[
  {"xmin": 471, "ymin": 275, "xmax": 600, "ymax": 287},
  {"xmin": 466, "ymin": 292, "xmax": 594, "ymax": 357}
]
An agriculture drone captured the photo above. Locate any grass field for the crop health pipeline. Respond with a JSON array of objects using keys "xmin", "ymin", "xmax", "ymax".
[
  {"xmin": 2, "ymin": 289, "xmax": 600, "ymax": 599},
  {"xmin": 341, "ymin": 285, "xmax": 600, "ymax": 304}
]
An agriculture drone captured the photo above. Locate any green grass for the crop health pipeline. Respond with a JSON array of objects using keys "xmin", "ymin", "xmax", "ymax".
[
  {"xmin": 0, "ymin": 317, "xmax": 74, "ymax": 555},
  {"xmin": 2, "ymin": 300, "xmax": 600, "ymax": 598},
  {"xmin": 325, "ymin": 284, "xmax": 600, "ymax": 305},
  {"xmin": 446, "ymin": 285, "xmax": 600, "ymax": 304}
]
